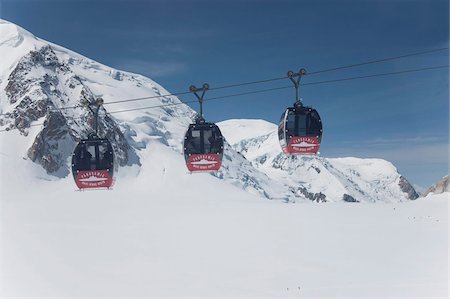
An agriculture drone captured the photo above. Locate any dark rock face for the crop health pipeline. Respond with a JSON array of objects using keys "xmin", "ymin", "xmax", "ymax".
[
  {"xmin": 4, "ymin": 46, "xmax": 71, "ymax": 133},
  {"xmin": 343, "ymin": 194, "xmax": 359, "ymax": 202},
  {"xmin": 2, "ymin": 45, "xmax": 139, "ymax": 176},
  {"xmin": 298, "ymin": 187, "xmax": 327, "ymax": 202},
  {"xmin": 28, "ymin": 111, "xmax": 75, "ymax": 175},
  {"xmin": 399, "ymin": 176, "xmax": 419, "ymax": 200}
]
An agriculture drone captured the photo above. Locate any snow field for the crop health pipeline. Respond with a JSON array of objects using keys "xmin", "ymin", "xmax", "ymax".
[{"xmin": 1, "ymin": 142, "xmax": 448, "ymax": 297}]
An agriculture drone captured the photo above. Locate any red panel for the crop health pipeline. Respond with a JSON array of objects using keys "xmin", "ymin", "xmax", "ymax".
[
  {"xmin": 285, "ymin": 136, "xmax": 320, "ymax": 155},
  {"xmin": 75, "ymin": 170, "xmax": 113, "ymax": 189},
  {"xmin": 186, "ymin": 154, "xmax": 222, "ymax": 172}
]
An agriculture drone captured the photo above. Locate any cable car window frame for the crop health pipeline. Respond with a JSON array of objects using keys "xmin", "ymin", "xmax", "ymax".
[
  {"xmin": 72, "ymin": 139, "xmax": 114, "ymax": 173},
  {"xmin": 184, "ymin": 123, "xmax": 224, "ymax": 157}
]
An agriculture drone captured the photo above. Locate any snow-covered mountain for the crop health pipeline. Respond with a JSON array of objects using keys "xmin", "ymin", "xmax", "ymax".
[
  {"xmin": 218, "ymin": 119, "xmax": 419, "ymax": 202},
  {"xmin": 423, "ymin": 173, "xmax": 450, "ymax": 197},
  {"xmin": 0, "ymin": 19, "xmax": 418, "ymax": 202}
]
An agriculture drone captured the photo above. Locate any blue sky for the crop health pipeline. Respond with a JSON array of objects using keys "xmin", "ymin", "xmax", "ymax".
[{"xmin": 1, "ymin": 0, "xmax": 448, "ymax": 189}]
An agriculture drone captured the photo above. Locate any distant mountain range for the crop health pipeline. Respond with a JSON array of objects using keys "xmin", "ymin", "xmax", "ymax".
[{"xmin": 218, "ymin": 119, "xmax": 419, "ymax": 202}]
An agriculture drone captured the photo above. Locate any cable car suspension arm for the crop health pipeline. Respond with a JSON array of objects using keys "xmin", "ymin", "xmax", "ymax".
[
  {"xmin": 189, "ymin": 83, "xmax": 209, "ymax": 120},
  {"xmin": 81, "ymin": 95, "xmax": 104, "ymax": 136},
  {"xmin": 287, "ymin": 68, "xmax": 307, "ymax": 105}
]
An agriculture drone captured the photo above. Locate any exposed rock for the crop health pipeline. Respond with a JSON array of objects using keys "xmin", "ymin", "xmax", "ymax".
[
  {"xmin": 298, "ymin": 187, "xmax": 327, "ymax": 202},
  {"xmin": 399, "ymin": 176, "xmax": 419, "ymax": 200},
  {"xmin": 28, "ymin": 111, "xmax": 75, "ymax": 175},
  {"xmin": 423, "ymin": 174, "xmax": 450, "ymax": 196},
  {"xmin": 343, "ymin": 194, "xmax": 359, "ymax": 202}
]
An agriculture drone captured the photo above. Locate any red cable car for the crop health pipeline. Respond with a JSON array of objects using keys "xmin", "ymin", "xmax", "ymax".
[
  {"xmin": 279, "ymin": 69, "xmax": 323, "ymax": 155},
  {"xmin": 183, "ymin": 84, "xmax": 224, "ymax": 172},
  {"xmin": 184, "ymin": 121, "xmax": 224, "ymax": 172},
  {"xmin": 71, "ymin": 97, "xmax": 115, "ymax": 189},
  {"xmin": 72, "ymin": 136, "xmax": 114, "ymax": 189},
  {"xmin": 278, "ymin": 104, "xmax": 322, "ymax": 155}
]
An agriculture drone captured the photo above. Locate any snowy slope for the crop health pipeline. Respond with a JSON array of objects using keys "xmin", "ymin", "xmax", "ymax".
[
  {"xmin": 219, "ymin": 119, "xmax": 419, "ymax": 202},
  {"xmin": 1, "ymin": 169, "xmax": 447, "ymax": 297}
]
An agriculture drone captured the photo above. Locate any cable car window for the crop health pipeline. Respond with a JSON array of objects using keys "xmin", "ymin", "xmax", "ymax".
[
  {"xmin": 192, "ymin": 130, "xmax": 200, "ymax": 138},
  {"xmin": 87, "ymin": 145, "xmax": 96, "ymax": 163},
  {"xmin": 100, "ymin": 144, "xmax": 106, "ymax": 157},
  {"xmin": 75, "ymin": 145, "xmax": 94, "ymax": 171},
  {"xmin": 279, "ymin": 112, "xmax": 286, "ymax": 123},
  {"xmin": 286, "ymin": 112, "xmax": 296, "ymax": 135},
  {"xmin": 309, "ymin": 111, "xmax": 321, "ymax": 134},
  {"xmin": 301, "ymin": 113, "xmax": 308, "ymax": 130},
  {"xmin": 278, "ymin": 126, "xmax": 284, "ymax": 140},
  {"xmin": 185, "ymin": 128, "xmax": 201, "ymax": 154},
  {"xmin": 98, "ymin": 144, "xmax": 112, "ymax": 169},
  {"xmin": 278, "ymin": 113, "xmax": 285, "ymax": 141},
  {"xmin": 203, "ymin": 129, "xmax": 213, "ymax": 151},
  {"xmin": 212, "ymin": 126, "xmax": 222, "ymax": 136},
  {"xmin": 210, "ymin": 127, "xmax": 223, "ymax": 154},
  {"xmin": 192, "ymin": 130, "xmax": 202, "ymax": 153}
]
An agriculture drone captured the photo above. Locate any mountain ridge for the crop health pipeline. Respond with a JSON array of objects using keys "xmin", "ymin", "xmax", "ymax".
[
  {"xmin": 218, "ymin": 119, "xmax": 419, "ymax": 202},
  {"xmin": 424, "ymin": 174, "xmax": 450, "ymax": 196}
]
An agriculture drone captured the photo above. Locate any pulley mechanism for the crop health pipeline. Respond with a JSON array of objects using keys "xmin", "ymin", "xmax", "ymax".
[
  {"xmin": 189, "ymin": 83, "xmax": 209, "ymax": 124},
  {"xmin": 287, "ymin": 68, "xmax": 307, "ymax": 108}
]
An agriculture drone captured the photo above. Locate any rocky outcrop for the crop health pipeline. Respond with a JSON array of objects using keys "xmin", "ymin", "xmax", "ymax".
[
  {"xmin": 4, "ymin": 46, "xmax": 64, "ymax": 132},
  {"xmin": 298, "ymin": 187, "xmax": 327, "ymax": 202},
  {"xmin": 399, "ymin": 176, "xmax": 419, "ymax": 200},
  {"xmin": 423, "ymin": 174, "xmax": 450, "ymax": 196},
  {"xmin": 28, "ymin": 111, "xmax": 75, "ymax": 175},
  {"xmin": 343, "ymin": 194, "xmax": 359, "ymax": 202}
]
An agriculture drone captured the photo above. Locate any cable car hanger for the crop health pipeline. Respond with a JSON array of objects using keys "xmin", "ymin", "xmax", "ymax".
[
  {"xmin": 287, "ymin": 68, "xmax": 307, "ymax": 108},
  {"xmin": 80, "ymin": 95, "xmax": 105, "ymax": 138},
  {"xmin": 189, "ymin": 83, "xmax": 209, "ymax": 123}
]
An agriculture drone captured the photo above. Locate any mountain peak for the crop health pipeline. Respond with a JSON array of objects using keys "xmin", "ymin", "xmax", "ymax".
[
  {"xmin": 0, "ymin": 19, "xmax": 40, "ymax": 50},
  {"xmin": 0, "ymin": 18, "xmax": 32, "ymax": 33},
  {"xmin": 0, "ymin": 19, "xmax": 44, "ymax": 84},
  {"xmin": 424, "ymin": 174, "xmax": 450, "ymax": 196},
  {"xmin": 218, "ymin": 118, "xmax": 277, "ymax": 145}
]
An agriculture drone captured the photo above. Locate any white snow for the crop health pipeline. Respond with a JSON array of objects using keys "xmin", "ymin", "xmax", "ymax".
[
  {"xmin": 0, "ymin": 153, "xmax": 448, "ymax": 297},
  {"xmin": 219, "ymin": 119, "xmax": 278, "ymax": 145}
]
